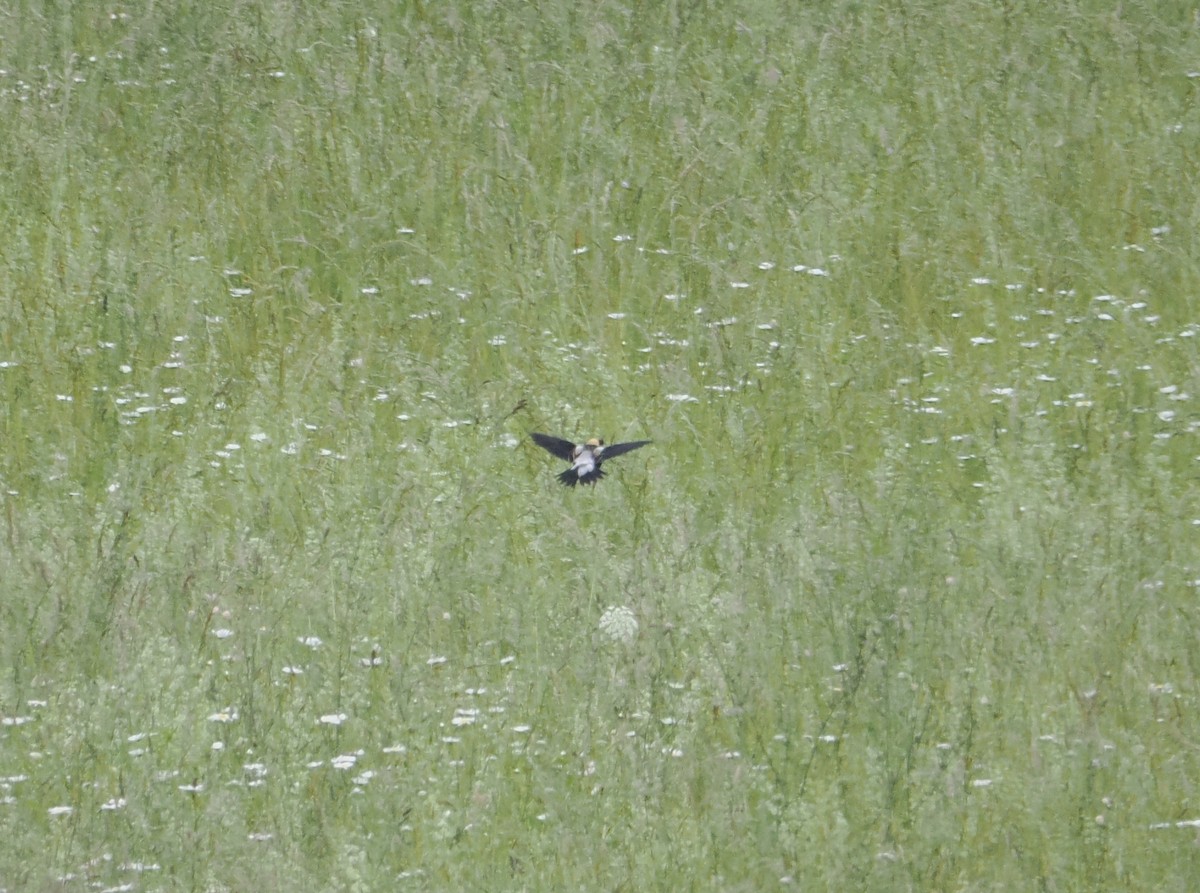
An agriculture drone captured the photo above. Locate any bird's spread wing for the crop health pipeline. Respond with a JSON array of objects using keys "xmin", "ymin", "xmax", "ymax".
[
  {"xmin": 600, "ymin": 440, "xmax": 651, "ymax": 460},
  {"xmin": 530, "ymin": 432, "xmax": 577, "ymax": 462}
]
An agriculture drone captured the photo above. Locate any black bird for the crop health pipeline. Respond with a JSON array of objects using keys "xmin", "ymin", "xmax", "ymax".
[{"xmin": 530, "ymin": 433, "xmax": 651, "ymax": 487}]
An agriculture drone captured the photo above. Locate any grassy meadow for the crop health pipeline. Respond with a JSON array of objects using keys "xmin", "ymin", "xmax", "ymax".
[{"xmin": 2, "ymin": 0, "xmax": 1200, "ymax": 888}]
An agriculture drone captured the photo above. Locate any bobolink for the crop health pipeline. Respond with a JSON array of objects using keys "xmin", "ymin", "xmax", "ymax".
[{"xmin": 530, "ymin": 433, "xmax": 651, "ymax": 487}]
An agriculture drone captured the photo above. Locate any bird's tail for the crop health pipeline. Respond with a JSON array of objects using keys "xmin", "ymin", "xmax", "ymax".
[{"xmin": 557, "ymin": 467, "xmax": 605, "ymax": 486}]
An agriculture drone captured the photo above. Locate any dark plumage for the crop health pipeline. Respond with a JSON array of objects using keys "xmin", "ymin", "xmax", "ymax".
[
  {"xmin": 529, "ymin": 433, "xmax": 577, "ymax": 462},
  {"xmin": 530, "ymin": 433, "xmax": 651, "ymax": 487}
]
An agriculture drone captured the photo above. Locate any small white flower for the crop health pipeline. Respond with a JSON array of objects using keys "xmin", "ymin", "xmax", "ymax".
[
  {"xmin": 331, "ymin": 752, "xmax": 361, "ymax": 770},
  {"xmin": 599, "ymin": 605, "xmax": 638, "ymax": 644}
]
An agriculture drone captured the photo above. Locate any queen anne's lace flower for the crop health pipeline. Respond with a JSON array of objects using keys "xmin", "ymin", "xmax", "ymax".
[{"xmin": 599, "ymin": 605, "xmax": 638, "ymax": 645}]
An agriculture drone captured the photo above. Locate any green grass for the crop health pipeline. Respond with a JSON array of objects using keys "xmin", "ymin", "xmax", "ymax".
[{"xmin": 3, "ymin": 0, "xmax": 1200, "ymax": 888}]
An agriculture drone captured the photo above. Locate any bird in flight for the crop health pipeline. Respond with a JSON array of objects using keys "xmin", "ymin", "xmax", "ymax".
[{"xmin": 530, "ymin": 433, "xmax": 651, "ymax": 487}]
